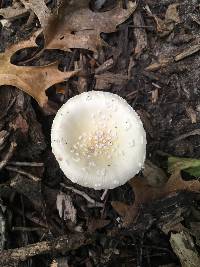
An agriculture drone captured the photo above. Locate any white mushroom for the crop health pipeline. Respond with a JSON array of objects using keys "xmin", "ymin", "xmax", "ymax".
[{"xmin": 51, "ymin": 91, "xmax": 146, "ymax": 190}]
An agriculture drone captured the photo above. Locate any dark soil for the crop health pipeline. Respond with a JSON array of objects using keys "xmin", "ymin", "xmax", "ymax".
[{"xmin": 0, "ymin": 0, "xmax": 200, "ymax": 266}]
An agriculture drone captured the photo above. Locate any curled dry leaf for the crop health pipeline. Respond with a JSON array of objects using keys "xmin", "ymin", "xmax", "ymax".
[
  {"xmin": 0, "ymin": 31, "xmax": 78, "ymax": 107},
  {"xmin": 21, "ymin": 0, "xmax": 136, "ymax": 52},
  {"xmin": 112, "ymin": 171, "xmax": 200, "ymax": 227}
]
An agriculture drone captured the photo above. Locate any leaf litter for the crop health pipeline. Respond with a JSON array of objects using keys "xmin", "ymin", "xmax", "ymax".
[
  {"xmin": 0, "ymin": 0, "xmax": 200, "ymax": 266},
  {"xmin": 20, "ymin": 0, "xmax": 137, "ymax": 52},
  {"xmin": 0, "ymin": 31, "xmax": 79, "ymax": 106},
  {"xmin": 112, "ymin": 170, "xmax": 200, "ymax": 227},
  {"xmin": 0, "ymin": 0, "xmax": 136, "ymax": 106}
]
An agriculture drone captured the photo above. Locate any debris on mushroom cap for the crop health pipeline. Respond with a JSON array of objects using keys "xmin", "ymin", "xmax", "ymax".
[{"xmin": 51, "ymin": 91, "xmax": 146, "ymax": 190}]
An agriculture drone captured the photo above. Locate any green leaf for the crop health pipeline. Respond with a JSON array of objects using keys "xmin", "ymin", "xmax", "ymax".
[{"xmin": 168, "ymin": 156, "xmax": 200, "ymax": 177}]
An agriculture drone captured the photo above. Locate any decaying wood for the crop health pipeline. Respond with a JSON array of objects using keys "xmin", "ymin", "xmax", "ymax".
[
  {"xmin": 95, "ymin": 58, "xmax": 114, "ymax": 74},
  {"xmin": 170, "ymin": 231, "xmax": 200, "ymax": 267},
  {"xmin": 146, "ymin": 41, "xmax": 200, "ymax": 71},
  {"xmin": 133, "ymin": 11, "xmax": 147, "ymax": 57},
  {"xmin": 0, "ymin": 233, "xmax": 93, "ymax": 266},
  {"xmin": 175, "ymin": 43, "xmax": 200, "ymax": 61},
  {"xmin": 95, "ymin": 72, "xmax": 128, "ymax": 90},
  {"xmin": 0, "ymin": 0, "xmax": 200, "ymax": 266},
  {"xmin": 112, "ymin": 171, "xmax": 200, "ymax": 226},
  {"xmin": 0, "ymin": 142, "xmax": 16, "ymax": 170}
]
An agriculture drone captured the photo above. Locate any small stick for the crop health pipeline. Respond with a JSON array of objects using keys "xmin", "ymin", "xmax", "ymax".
[
  {"xmin": 95, "ymin": 58, "xmax": 114, "ymax": 74},
  {"xmin": 6, "ymin": 166, "xmax": 40, "ymax": 182},
  {"xmin": 0, "ymin": 233, "xmax": 92, "ymax": 266},
  {"xmin": 60, "ymin": 183, "xmax": 104, "ymax": 207},
  {"xmin": 8, "ymin": 161, "xmax": 43, "ymax": 167},
  {"xmin": 12, "ymin": 227, "xmax": 47, "ymax": 232},
  {"xmin": 100, "ymin": 189, "xmax": 108, "ymax": 201},
  {"xmin": 0, "ymin": 142, "xmax": 17, "ymax": 170}
]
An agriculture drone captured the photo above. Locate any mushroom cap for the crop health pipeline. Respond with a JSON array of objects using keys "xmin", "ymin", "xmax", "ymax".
[{"xmin": 51, "ymin": 91, "xmax": 146, "ymax": 190}]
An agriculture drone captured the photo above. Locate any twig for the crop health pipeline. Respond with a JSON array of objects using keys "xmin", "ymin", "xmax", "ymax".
[
  {"xmin": 95, "ymin": 58, "xmax": 114, "ymax": 74},
  {"xmin": 0, "ymin": 98, "xmax": 16, "ymax": 121},
  {"xmin": 6, "ymin": 166, "xmax": 40, "ymax": 181},
  {"xmin": 0, "ymin": 130, "xmax": 10, "ymax": 151},
  {"xmin": 60, "ymin": 183, "xmax": 104, "ymax": 207},
  {"xmin": 169, "ymin": 129, "xmax": 200, "ymax": 146},
  {"xmin": 12, "ymin": 227, "xmax": 47, "ymax": 232},
  {"xmin": 0, "ymin": 233, "xmax": 93, "ymax": 266},
  {"xmin": 8, "ymin": 161, "xmax": 43, "ymax": 167},
  {"xmin": 0, "ymin": 142, "xmax": 17, "ymax": 170},
  {"xmin": 128, "ymin": 25, "xmax": 154, "ymax": 29},
  {"xmin": 100, "ymin": 189, "xmax": 108, "ymax": 201}
]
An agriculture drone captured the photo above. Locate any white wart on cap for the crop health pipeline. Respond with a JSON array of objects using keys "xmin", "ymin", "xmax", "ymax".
[{"xmin": 51, "ymin": 91, "xmax": 146, "ymax": 190}]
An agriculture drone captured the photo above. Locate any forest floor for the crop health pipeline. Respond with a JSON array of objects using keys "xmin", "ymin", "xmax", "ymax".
[{"xmin": 0, "ymin": 0, "xmax": 200, "ymax": 266}]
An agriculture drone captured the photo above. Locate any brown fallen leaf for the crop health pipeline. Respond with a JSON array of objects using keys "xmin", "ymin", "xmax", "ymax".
[
  {"xmin": 21, "ymin": 0, "xmax": 136, "ymax": 52},
  {"xmin": 143, "ymin": 160, "xmax": 167, "ymax": 187},
  {"xmin": 0, "ymin": 31, "xmax": 78, "ymax": 106},
  {"xmin": 112, "ymin": 171, "xmax": 200, "ymax": 227},
  {"xmin": 0, "ymin": 0, "xmax": 28, "ymax": 20}
]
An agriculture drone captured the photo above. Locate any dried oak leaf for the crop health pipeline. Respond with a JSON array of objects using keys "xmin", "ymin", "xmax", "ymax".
[
  {"xmin": 21, "ymin": 0, "xmax": 136, "ymax": 52},
  {"xmin": 0, "ymin": 0, "xmax": 28, "ymax": 20},
  {"xmin": 112, "ymin": 171, "xmax": 200, "ymax": 227},
  {"xmin": 0, "ymin": 32, "xmax": 78, "ymax": 107}
]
